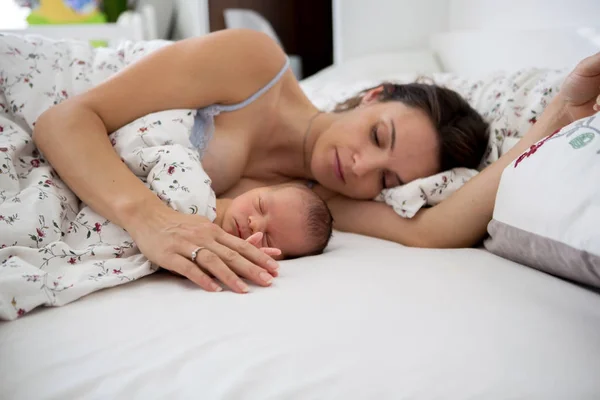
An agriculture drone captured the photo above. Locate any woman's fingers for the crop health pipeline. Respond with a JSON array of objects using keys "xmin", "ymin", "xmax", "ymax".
[
  {"xmin": 575, "ymin": 51, "xmax": 600, "ymax": 77},
  {"xmin": 218, "ymin": 231, "xmax": 280, "ymax": 277},
  {"xmin": 562, "ymin": 52, "xmax": 600, "ymax": 107},
  {"xmin": 210, "ymin": 240, "xmax": 276, "ymax": 287},
  {"xmin": 246, "ymin": 232, "xmax": 263, "ymax": 247},
  {"xmin": 246, "ymin": 232, "xmax": 282, "ymax": 262},
  {"xmin": 191, "ymin": 245, "xmax": 251, "ymax": 293},
  {"xmin": 261, "ymin": 247, "xmax": 282, "ymax": 257},
  {"xmin": 169, "ymin": 254, "xmax": 222, "ymax": 292}
]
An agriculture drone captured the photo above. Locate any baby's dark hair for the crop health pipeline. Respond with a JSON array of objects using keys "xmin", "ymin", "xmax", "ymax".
[{"xmin": 276, "ymin": 184, "xmax": 333, "ymax": 258}]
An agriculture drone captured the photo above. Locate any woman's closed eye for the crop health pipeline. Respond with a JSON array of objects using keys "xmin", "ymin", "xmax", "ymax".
[
  {"xmin": 371, "ymin": 124, "xmax": 403, "ymax": 189},
  {"xmin": 257, "ymin": 198, "xmax": 272, "ymax": 246},
  {"xmin": 371, "ymin": 125, "xmax": 383, "ymax": 147}
]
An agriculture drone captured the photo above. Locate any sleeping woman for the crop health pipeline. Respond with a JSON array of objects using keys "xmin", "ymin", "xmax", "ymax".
[{"xmin": 4, "ymin": 29, "xmax": 599, "ymax": 293}]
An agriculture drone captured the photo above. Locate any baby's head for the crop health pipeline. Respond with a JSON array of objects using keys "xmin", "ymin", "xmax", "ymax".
[{"xmin": 221, "ymin": 184, "xmax": 333, "ymax": 259}]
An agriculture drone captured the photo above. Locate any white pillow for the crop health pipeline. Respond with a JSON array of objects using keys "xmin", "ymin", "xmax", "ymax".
[
  {"xmin": 300, "ymin": 50, "xmax": 441, "ymax": 96},
  {"xmin": 485, "ymin": 114, "xmax": 600, "ymax": 288}
]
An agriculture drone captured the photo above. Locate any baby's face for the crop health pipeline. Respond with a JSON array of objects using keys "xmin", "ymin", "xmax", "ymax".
[{"xmin": 222, "ymin": 187, "xmax": 313, "ymax": 259}]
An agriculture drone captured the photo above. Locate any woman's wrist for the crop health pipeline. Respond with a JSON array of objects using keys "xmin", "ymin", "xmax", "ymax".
[
  {"xmin": 115, "ymin": 192, "xmax": 171, "ymax": 234},
  {"xmin": 524, "ymin": 93, "xmax": 571, "ymax": 144}
]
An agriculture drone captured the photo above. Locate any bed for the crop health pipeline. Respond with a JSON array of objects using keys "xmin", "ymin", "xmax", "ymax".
[{"xmin": 2, "ymin": 0, "xmax": 600, "ymax": 398}]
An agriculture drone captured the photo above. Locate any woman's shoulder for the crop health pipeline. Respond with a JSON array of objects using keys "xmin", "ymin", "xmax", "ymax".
[{"xmin": 188, "ymin": 29, "xmax": 289, "ymax": 98}]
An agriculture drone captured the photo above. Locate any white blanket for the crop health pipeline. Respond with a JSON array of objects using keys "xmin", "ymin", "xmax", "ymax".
[{"xmin": 0, "ymin": 34, "xmax": 214, "ymax": 320}]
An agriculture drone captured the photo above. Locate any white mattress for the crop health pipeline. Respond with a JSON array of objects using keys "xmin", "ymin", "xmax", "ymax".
[
  {"xmin": 1, "ymin": 231, "xmax": 600, "ymax": 399},
  {"xmin": 2, "ymin": 49, "xmax": 600, "ymax": 399}
]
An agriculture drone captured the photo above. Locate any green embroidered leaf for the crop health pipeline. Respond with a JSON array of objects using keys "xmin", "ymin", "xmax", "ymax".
[{"xmin": 569, "ymin": 132, "xmax": 595, "ymax": 149}]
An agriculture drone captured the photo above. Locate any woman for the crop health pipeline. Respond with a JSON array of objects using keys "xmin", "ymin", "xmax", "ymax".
[{"xmin": 32, "ymin": 29, "xmax": 600, "ymax": 293}]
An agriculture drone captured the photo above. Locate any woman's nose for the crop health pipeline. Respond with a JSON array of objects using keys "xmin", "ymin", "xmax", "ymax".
[{"xmin": 352, "ymin": 151, "xmax": 384, "ymax": 177}]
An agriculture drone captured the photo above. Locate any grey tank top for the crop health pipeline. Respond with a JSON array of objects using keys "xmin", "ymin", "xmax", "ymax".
[{"xmin": 190, "ymin": 58, "xmax": 290, "ymax": 157}]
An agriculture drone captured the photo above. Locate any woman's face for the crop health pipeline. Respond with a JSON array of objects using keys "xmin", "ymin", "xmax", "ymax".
[{"xmin": 311, "ymin": 98, "xmax": 441, "ymax": 199}]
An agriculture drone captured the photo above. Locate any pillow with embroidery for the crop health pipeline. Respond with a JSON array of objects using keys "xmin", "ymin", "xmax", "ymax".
[{"xmin": 485, "ymin": 114, "xmax": 600, "ymax": 288}]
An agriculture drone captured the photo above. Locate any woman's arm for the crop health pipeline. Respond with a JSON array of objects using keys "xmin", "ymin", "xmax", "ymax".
[
  {"xmin": 33, "ymin": 29, "xmax": 286, "ymax": 292},
  {"xmin": 329, "ymin": 52, "xmax": 600, "ymax": 248}
]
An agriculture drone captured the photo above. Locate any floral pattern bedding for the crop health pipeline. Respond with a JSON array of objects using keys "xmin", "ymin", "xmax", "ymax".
[{"xmin": 0, "ymin": 34, "xmax": 215, "ymax": 320}]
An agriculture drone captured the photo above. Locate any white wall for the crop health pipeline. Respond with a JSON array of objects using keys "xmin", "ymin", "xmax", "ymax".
[
  {"xmin": 333, "ymin": 0, "xmax": 449, "ymax": 64},
  {"xmin": 172, "ymin": 0, "xmax": 209, "ymax": 39},
  {"xmin": 333, "ymin": 0, "xmax": 600, "ymax": 65},
  {"xmin": 137, "ymin": 0, "xmax": 175, "ymax": 39},
  {"xmin": 448, "ymin": 0, "xmax": 600, "ymax": 30}
]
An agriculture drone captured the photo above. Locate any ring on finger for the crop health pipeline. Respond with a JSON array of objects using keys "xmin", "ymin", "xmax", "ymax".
[{"xmin": 191, "ymin": 246, "xmax": 207, "ymax": 262}]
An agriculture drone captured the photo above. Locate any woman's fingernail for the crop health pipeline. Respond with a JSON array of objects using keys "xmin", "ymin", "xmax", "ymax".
[
  {"xmin": 260, "ymin": 271, "xmax": 273, "ymax": 284},
  {"xmin": 268, "ymin": 260, "xmax": 279, "ymax": 270},
  {"xmin": 213, "ymin": 285, "xmax": 223, "ymax": 292},
  {"xmin": 237, "ymin": 280, "xmax": 249, "ymax": 293}
]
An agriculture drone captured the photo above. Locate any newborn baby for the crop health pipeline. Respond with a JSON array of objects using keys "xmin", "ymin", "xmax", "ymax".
[{"xmin": 215, "ymin": 184, "xmax": 333, "ymax": 259}]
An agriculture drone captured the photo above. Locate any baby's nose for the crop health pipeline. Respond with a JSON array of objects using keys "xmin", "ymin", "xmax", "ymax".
[{"xmin": 248, "ymin": 215, "xmax": 263, "ymax": 233}]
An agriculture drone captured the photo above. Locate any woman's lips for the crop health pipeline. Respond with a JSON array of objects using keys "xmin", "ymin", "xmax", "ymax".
[{"xmin": 334, "ymin": 149, "xmax": 345, "ymax": 183}]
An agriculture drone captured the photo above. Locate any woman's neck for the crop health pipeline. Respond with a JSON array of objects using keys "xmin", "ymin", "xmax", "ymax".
[{"xmin": 257, "ymin": 105, "xmax": 340, "ymax": 181}]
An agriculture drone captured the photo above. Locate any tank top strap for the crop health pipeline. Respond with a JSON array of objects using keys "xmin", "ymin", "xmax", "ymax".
[
  {"xmin": 191, "ymin": 57, "xmax": 290, "ymax": 153},
  {"xmin": 215, "ymin": 57, "xmax": 290, "ymax": 113}
]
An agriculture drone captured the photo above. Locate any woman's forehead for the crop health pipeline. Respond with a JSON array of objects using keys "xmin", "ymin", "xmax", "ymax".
[{"xmin": 383, "ymin": 104, "xmax": 441, "ymax": 180}]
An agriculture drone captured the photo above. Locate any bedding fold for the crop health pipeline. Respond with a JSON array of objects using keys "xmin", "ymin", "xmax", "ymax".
[{"xmin": 0, "ymin": 34, "xmax": 212, "ymax": 320}]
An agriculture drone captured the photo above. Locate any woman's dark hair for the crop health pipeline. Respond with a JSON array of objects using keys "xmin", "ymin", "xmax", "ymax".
[{"xmin": 335, "ymin": 82, "xmax": 490, "ymax": 171}]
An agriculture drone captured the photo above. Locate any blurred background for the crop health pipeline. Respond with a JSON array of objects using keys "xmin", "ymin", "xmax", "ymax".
[{"xmin": 0, "ymin": 0, "xmax": 334, "ymax": 79}]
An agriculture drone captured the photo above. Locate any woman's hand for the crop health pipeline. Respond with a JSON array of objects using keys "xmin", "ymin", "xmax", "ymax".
[
  {"xmin": 246, "ymin": 232, "xmax": 282, "ymax": 259},
  {"xmin": 128, "ymin": 207, "xmax": 280, "ymax": 293},
  {"xmin": 561, "ymin": 52, "xmax": 600, "ymax": 120}
]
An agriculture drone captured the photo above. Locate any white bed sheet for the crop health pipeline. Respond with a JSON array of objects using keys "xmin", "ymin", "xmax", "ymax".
[
  {"xmin": 1, "ymin": 231, "xmax": 600, "ymax": 399},
  {"xmin": 2, "ymin": 45, "xmax": 600, "ymax": 398}
]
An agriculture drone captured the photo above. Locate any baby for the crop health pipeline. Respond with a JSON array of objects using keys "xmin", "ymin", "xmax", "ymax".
[{"xmin": 214, "ymin": 184, "xmax": 333, "ymax": 259}]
